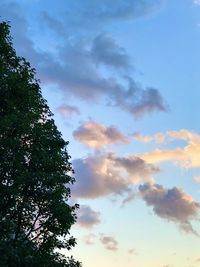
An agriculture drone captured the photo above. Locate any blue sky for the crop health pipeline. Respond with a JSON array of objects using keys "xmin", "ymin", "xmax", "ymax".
[{"xmin": 1, "ymin": 0, "xmax": 200, "ymax": 266}]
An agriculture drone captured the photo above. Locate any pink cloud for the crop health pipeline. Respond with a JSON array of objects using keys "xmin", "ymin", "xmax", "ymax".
[
  {"xmin": 57, "ymin": 104, "xmax": 80, "ymax": 117},
  {"xmin": 72, "ymin": 153, "xmax": 158, "ymax": 199},
  {"xmin": 73, "ymin": 121, "xmax": 129, "ymax": 150}
]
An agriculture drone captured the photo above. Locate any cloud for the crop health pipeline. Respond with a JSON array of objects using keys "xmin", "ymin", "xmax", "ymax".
[
  {"xmin": 72, "ymin": 153, "xmax": 158, "ymax": 199},
  {"xmin": 0, "ymin": 1, "xmax": 44, "ymax": 68},
  {"xmin": 133, "ymin": 129, "xmax": 200, "ymax": 168},
  {"xmin": 42, "ymin": 0, "xmax": 164, "ymax": 33},
  {"xmin": 38, "ymin": 38, "xmax": 168, "ymax": 118},
  {"xmin": 73, "ymin": 121, "xmax": 129, "ymax": 150},
  {"xmin": 193, "ymin": 176, "xmax": 200, "ymax": 183},
  {"xmin": 137, "ymin": 130, "xmax": 200, "ymax": 168},
  {"xmin": 116, "ymin": 79, "xmax": 168, "ymax": 118},
  {"xmin": 1, "ymin": 1, "xmax": 168, "ymax": 119},
  {"xmin": 39, "ymin": 2, "xmax": 168, "ymax": 119},
  {"xmin": 77, "ymin": 205, "xmax": 101, "ymax": 228},
  {"xmin": 167, "ymin": 129, "xmax": 200, "ymax": 143},
  {"xmin": 194, "ymin": 0, "xmax": 200, "ymax": 6},
  {"xmin": 41, "ymin": 11, "xmax": 65, "ymax": 35},
  {"xmin": 56, "ymin": 104, "xmax": 80, "ymax": 117},
  {"xmin": 91, "ymin": 33, "xmax": 131, "ymax": 70},
  {"xmin": 100, "ymin": 235, "xmax": 118, "ymax": 251},
  {"xmin": 107, "ymin": 153, "xmax": 159, "ymax": 184},
  {"xmin": 128, "ymin": 248, "xmax": 138, "ymax": 255},
  {"xmin": 133, "ymin": 132, "xmax": 165, "ymax": 143},
  {"xmin": 83, "ymin": 233, "xmax": 97, "ymax": 245},
  {"xmin": 139, "ymin": 183, "xmax": 200, "ymax": 234}
]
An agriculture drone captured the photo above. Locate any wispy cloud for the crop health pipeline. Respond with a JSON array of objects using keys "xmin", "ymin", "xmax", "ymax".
[
  {"xmin": 100, "ymin": 235, "xmax": 118, "ymax": 251},
  {"xmin": 57, "ymin": 104, "xmax": 80, "ymax": 117},
  {"xmin": 133, "ymin": 132, "xmax": 165, "ymax": 143},
  {"xmin": 73, "ymin": 121, "xmax": 129, "ymax": 150},
  {"xmin": 139, "ymin": 183, "xmax": 200, "ymax": 235},
  {"xmin": 83, "ymin": 233, "xmax": 97, "ymax": 245},
  {"xmin": 128, "ymin": 248, "xmax": 138, "ymax": 255}
]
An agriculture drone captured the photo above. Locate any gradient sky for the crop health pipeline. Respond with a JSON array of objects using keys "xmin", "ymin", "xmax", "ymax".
[{"xmin": 1, "ymin": 0, "xmax": 200, "ymax": 266}]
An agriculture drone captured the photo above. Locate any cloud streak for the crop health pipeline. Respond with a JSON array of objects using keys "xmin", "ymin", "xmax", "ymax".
[{"xmin": 138, "ymin": 130, "xmax": 200, "ymax": 168}]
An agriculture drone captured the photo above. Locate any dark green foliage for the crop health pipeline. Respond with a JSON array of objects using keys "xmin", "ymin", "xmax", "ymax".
[{"xmin": 0, "ymin": 21, "xmax": 81, "ymax": 267}]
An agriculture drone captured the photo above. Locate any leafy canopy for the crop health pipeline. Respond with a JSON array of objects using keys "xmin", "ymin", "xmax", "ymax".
[{"xmin": 0, "ymin": 21, "xmax": 81, "ymax": 267}]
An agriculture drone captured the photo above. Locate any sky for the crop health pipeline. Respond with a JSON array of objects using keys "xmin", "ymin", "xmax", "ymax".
[{"xmin": 1, "ymin": 0, "xmax": 200, "ymax": 266}]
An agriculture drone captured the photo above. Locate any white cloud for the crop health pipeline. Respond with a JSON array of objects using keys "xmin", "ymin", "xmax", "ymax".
[{"xmin": 137, "ymin": 130, "xmax": 200, "ymax": 168}]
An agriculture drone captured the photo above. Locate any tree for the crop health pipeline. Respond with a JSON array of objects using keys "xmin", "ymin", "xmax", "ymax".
[{"xmin": 0, "ymin": 21, "xmax": 81, "ymax": 267}]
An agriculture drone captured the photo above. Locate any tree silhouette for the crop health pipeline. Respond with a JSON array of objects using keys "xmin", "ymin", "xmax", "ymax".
[{"xmin": 0, "ymin": 21, "xmax": 81, "ymax": 267}]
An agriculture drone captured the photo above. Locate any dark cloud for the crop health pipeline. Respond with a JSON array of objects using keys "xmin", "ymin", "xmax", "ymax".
[
  {"xmin": 139, "ymin": 183, "xmax": 200, "ymax": 235},
  {"xmin": 77, "ymin": 205, "xmax": 101, "ymax": 228},
  {"xmin": 100, "ymin": 235, "xmax": 118, "ymax": 251},
  {"xmin": 39, "ymin": 42, "xmax": 168, "ymax": 117},
  {"xmin": 91, "ymin": 33, "xmax": 131, "ymax": 70},
  {"xmin": 114, "ymin": 76, "xmax": 169, "ymax": 118},
  {"xmin": 41, "ymin": 11, "xmax": 65, "ymax": 35},
  {"xmin": 1, "ymin": 0, "xmax": 168, "ymax": 118},
  {"xmin": 73, "ymin": 120, "xmax": 129, "ymax": 150},
  {"xmin": 56, "ymin": 104, "xmax": 80, "ymax": 117}
]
